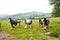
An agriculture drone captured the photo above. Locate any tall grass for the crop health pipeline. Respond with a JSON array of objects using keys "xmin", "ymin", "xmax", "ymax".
[{"xmin": 1, "ymin": 18, "xmax": 60, "ymax": 40}]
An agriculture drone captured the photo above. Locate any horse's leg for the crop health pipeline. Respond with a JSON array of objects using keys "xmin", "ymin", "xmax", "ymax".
[
  {"xmin": 19, "ymin": 22, "xmax": 20, "ymax": 25},
  {"xmin": 25, "ymin": 24, "xmax": 27, "ymax": 28},
  {"xmin": 30, "ymin": 24, "xmax": 31, "ymax": 28},
  {"xmin": 43, "ymin": 25, "xmax": 47, "ymax": 29},
  {"xmin": 46, "ymin": 25, "xmax": 48, "ymax": 29},
  {"xmin": 15, "ymin": 24, "xmax": 17, "ymax": 26},
  {"xmin": 11, "ymin": 24, "xmax": 15, "ymax": 29},
  {"xmin": 39, "ymin": 23, "xmax": 43, "ymax": 28},
  {"xmin": 14, "ymin": 22, "xmax": 17, "ymax": 26}
]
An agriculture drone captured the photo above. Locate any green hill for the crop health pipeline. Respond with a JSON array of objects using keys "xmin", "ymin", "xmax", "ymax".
[{"xmin": 0, "ymin": 12, "xmax": 51, "ymax": 19}]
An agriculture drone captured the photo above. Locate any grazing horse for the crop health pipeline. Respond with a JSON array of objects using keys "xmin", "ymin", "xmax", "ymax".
[
  {"xmin": 24, "ymin": 19, "xmax": 32, "ymax": 28},
  {"xmin": 9, "ymin": 18, "xmax": 21, "ymax": 29}
]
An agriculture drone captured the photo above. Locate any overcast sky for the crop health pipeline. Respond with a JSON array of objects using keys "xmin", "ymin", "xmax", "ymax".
[{"xmin": 0, "ymin": 0, "xmax": 53, "ymax": 15}]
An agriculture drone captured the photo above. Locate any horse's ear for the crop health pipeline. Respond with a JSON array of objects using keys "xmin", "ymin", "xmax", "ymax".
[{"xmin": 9, "ymin": 18, "xmax": 11, "ymax": 19}]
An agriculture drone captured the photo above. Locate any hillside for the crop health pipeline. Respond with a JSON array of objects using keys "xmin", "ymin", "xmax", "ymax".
[
  {"xmin": 0, "ymin": 12, "xmax": 51, "ymax": 19},
  {"xmin": 0, "ymin": 14, "xmax": 9, "ymax": 18}
]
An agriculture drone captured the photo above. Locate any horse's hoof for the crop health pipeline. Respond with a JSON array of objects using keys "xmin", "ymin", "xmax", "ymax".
[
  {"xmin": 11, "ymin": 28, "xmax": 13, "ymax": 30},
  {"xmin": 24, "ymin": 27, "xmax": 27, "ymax": 29}
]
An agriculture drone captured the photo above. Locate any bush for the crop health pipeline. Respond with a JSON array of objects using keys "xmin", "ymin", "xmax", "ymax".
[{"xmin": 49, "ymin": 31, "xmax": 60, "ymax": 38}]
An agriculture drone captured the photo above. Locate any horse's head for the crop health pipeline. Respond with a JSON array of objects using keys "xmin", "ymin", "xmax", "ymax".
[
  {"xmin": 44, "ymin": 18, "xmax": 47, "ymax": 20},
  {"xmin": 9, "ymin": 18, "xmax": 11, "ymax": 19}
]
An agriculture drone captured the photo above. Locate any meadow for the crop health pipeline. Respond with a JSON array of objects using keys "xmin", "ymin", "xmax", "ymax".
[{"xmin": 1, "ymin": 17, "xmax": 60, "ymax": 40}]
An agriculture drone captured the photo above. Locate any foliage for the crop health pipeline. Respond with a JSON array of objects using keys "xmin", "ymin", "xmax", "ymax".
[
  {"xmin": 49, "ymin": 31, "xmax": 60, "ymax": 38},
  {"xmin": 0, "ymin": 12, "xmax": 51, "ymax": 19},
  {"xmin": 49, "ymin": 0, "xmax": 60, "ymax": 17}
]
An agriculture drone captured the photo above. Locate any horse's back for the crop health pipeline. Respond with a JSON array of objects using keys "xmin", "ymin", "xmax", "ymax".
[{"xmin": 25, "ymin": 19, "xmax": 32, "ymax": 25}]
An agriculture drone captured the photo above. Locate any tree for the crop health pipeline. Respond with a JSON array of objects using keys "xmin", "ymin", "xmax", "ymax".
[{"xmin": 49, "ymin": 0, "xmax": 60, "ymax": 17}]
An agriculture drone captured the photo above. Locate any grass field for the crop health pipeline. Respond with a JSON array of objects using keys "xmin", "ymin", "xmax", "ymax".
[{"xmin": 1, "ymin": 18, "xmax": 60, "ymax": 40}]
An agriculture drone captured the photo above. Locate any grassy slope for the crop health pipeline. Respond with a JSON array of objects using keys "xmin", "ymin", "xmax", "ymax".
[{"xmin": 1, "ymin": 18, "xmax": 60, "ymax": 40}]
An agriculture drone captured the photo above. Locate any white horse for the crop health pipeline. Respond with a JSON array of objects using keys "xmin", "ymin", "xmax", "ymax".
[{"xmin": 24, "ymin": 19, "xmax": 32, "ymax": 28}]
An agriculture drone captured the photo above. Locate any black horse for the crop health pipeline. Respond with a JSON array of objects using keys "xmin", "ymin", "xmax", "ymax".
[
  {"xmin": 43, "ymin": 18, "xmax": 50, "ymax": 29},
  {"xmin": 39, "ymin": 18, "xmax": 50, "ymax": 29},
  {"xmin": 9, "ymin": 18, "xmax": 21, "ymax": 29}
]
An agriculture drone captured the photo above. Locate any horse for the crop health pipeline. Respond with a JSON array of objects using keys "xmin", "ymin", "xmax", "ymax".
[
  {"xmin": 43, "ymin": 18, "xmax": 50, "ymax": 29},
  {"xmin": 39, "ymin": 18, "xmax": 44, "ymax": 27},
  {"xmin": 9, "ymin": 18, "xmax": 21, "ymax": 29},
  {"xmin": 24, "ymin": 19, "xmax": 32, "ymax": 28},
  {"xmin": 39, "ymin": 18, "xmax": 50, "ymax": 29}
]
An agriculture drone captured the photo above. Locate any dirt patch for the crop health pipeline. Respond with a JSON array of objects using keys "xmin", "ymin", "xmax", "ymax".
[
  {"xmin": 0, "ymin": 31, "xmax": 20, "ymax": 40},
  {"xmin": 47, "ymin": 36, "xmax": 58, "ymax": 40},
  {"xmin": 39, "ymin": 32, "xmax": 51, "ymax": 36},
  {"xmin": 28, "ymin": 37, "xmax": 34, "ymax": 40},
  {"xmin": 39, "ymin": 32, "xmax": 58, "ymax": 40}
]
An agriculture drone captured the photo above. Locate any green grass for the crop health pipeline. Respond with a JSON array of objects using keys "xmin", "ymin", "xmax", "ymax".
[{"xmin": 1, "ymin": 18, "xmax": 60, "ymax": 40}]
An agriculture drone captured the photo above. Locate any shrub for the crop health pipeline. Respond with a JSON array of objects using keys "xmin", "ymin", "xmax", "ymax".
[{"xmin": 49, "ymin": 31, "xmax": 60, "ymax": 38}]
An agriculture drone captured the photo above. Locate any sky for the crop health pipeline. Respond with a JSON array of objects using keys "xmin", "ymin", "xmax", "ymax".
[{"xmin": 0, "ymin": 0, "xmax": 53, "ymax": 15}]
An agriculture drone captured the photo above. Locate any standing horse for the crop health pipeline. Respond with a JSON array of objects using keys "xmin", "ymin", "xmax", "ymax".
[
  {"xmin": 39, "ymin": 18, "xmax": 50, "ymax": 29},
  {"xmin": 24, "ymin": 19, "xmax": 32, "ymax": 28},
  {"xmin": 43, "ymin": 18, "xmax": 50, "ymax": 29}
]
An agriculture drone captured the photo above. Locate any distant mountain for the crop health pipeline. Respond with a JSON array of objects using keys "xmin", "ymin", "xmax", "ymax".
[
  {"xmin": 0, "ymin": 14, "xmax": 9, "ymax": 18},
  {"xmin": 0, "ymin": 12, "xmax": 51, "ymax": 19}
]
